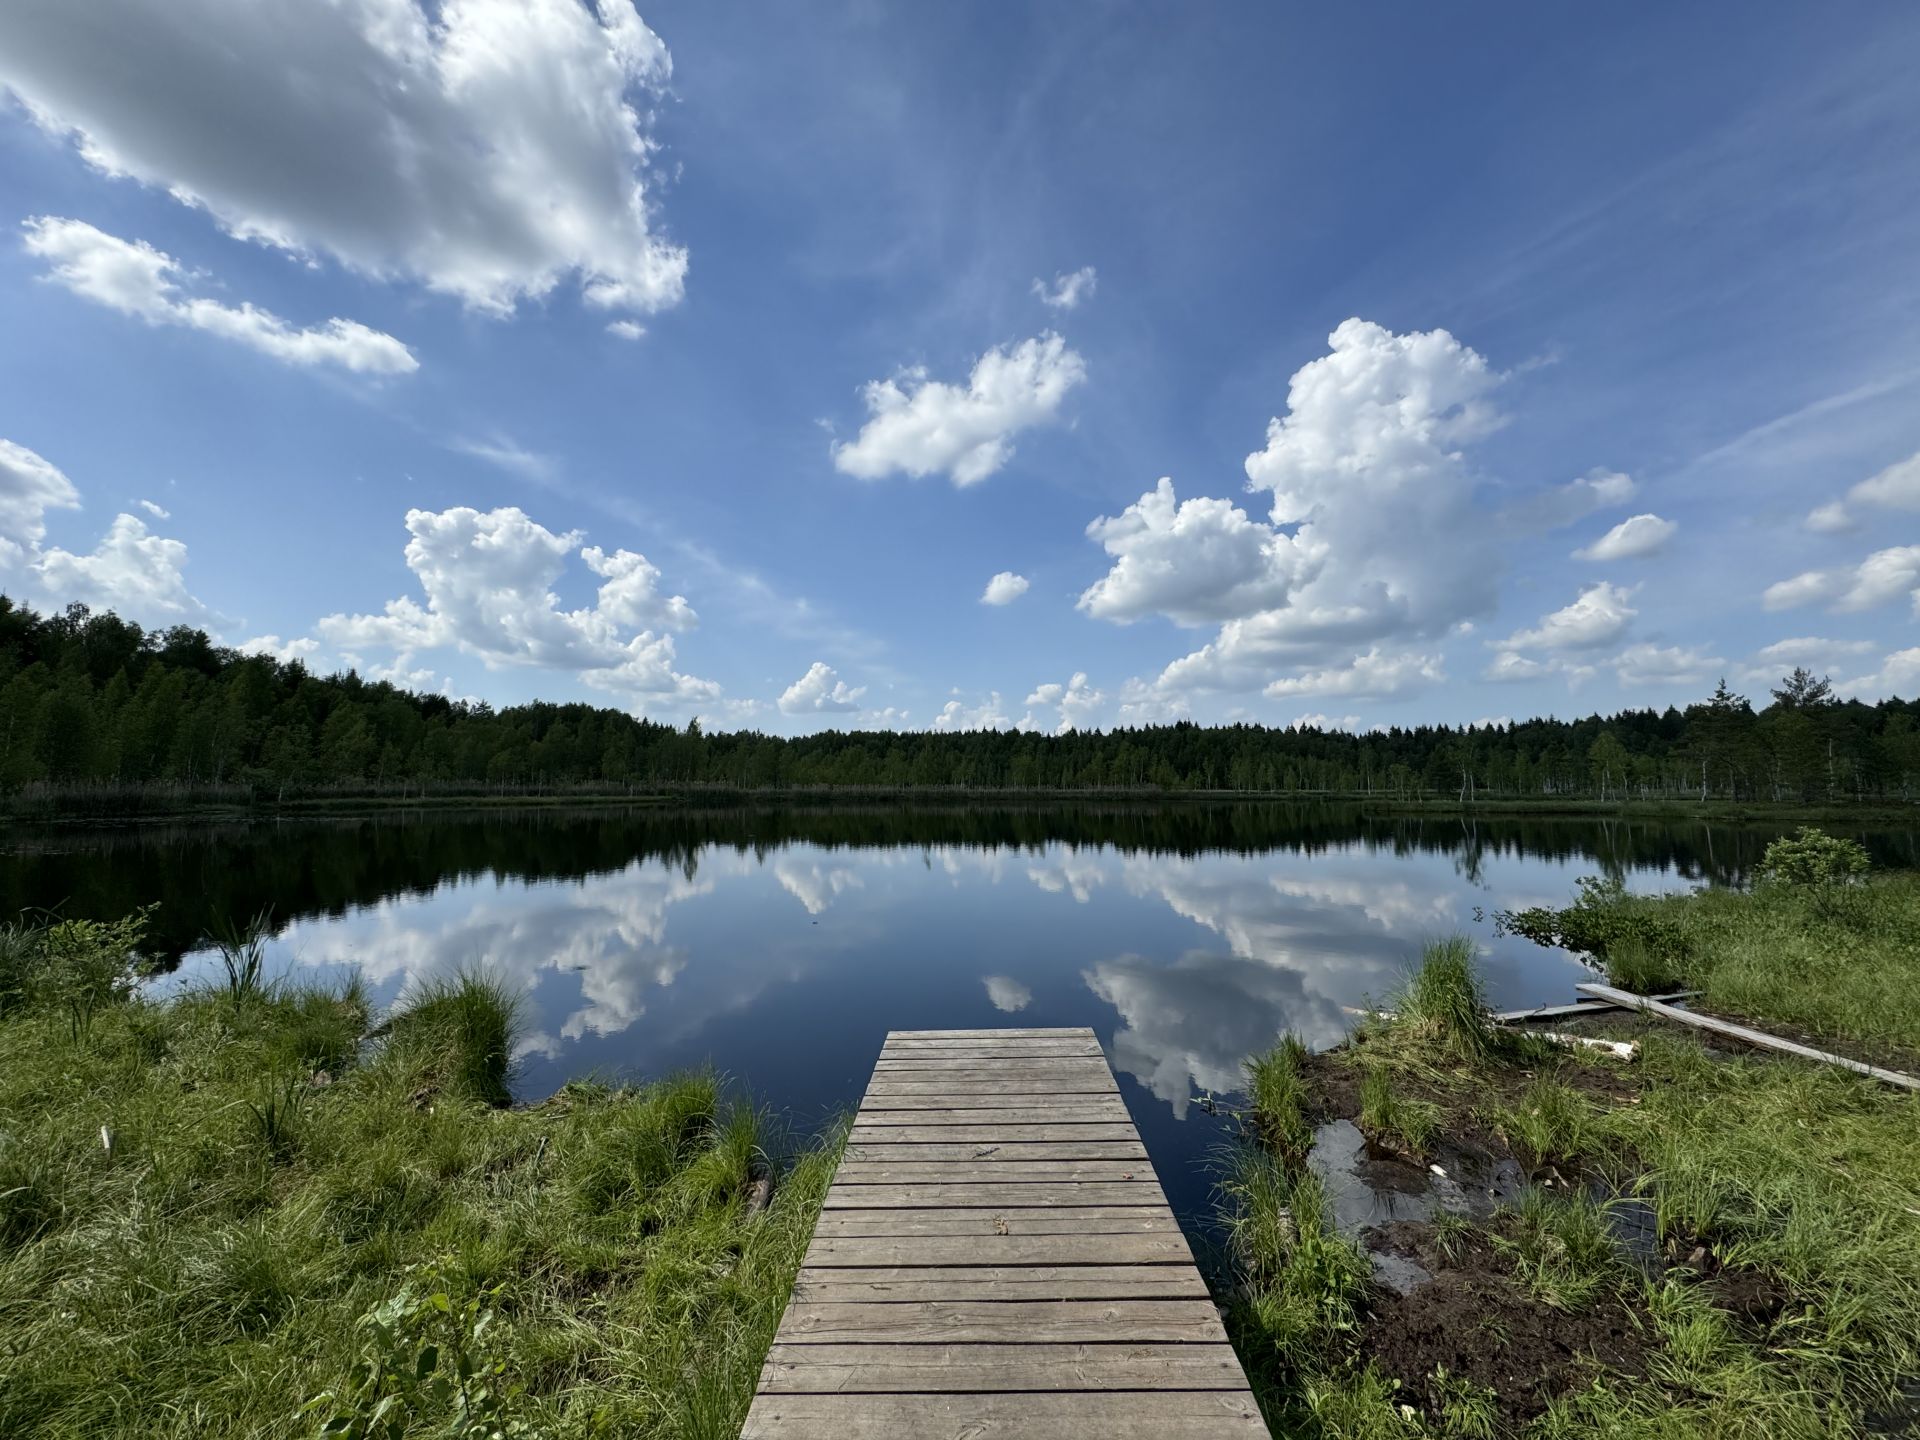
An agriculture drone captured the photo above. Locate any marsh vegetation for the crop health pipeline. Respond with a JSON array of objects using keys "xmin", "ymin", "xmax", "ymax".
[
  {"xmin": 0, "ymin": 912, "xmax": 836, "ymax": 1439},
  {"xmin": 1219, "ymin": 833, "xmax": 1920, "ymax": 1436}
]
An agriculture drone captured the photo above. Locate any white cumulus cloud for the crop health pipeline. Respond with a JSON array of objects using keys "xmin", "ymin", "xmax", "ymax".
[
  {"xmin": 0, "ymin": 0, "xmax": 685, "ymax": 319},
  {"xmin": 0, "ymin": 439, "xmax": 213, "ymax": 625},
  {"xmin": 1574, "ymin": 513, "xmax": 1676, "ymax": 562},
  {"xmin": 1500, "ymin": 582, "xmax": 1638, "ymax": 652},
  {"xmin": 1123, "ymin": 319, "xmax": 1510, "ymax": 707},
  {"xmin": 1506, "ymin": 468, "xmax": 1636, "ymax": 530},
  {"xmin": 1839, "ymin": 647, "xmax": 1920, "ymax": 700},
  {"xmin": 980, "ymin": 571, "xmax": 1029, "ymax": 605},
  {"xmin": 932, "ymin": 692, "xmax": 1013, "ymax": 732},
  {"xmin": 1078, "ymin": 478, "xmax": 1312, "ymax": 626},
  {"xmin": 1612, "ymin": 643, "xmax": 1724, "ymax": 687},
  {"xmin": 1022, "ymin": 672, "xmax": 1104, "ymax": 733},
  {"xmin": 832, "ymin": 332, "xmax": 1086, "ymax": 486},
  {"xmin": 1264, "ymin": 649, "xmax": 1444, "ymax": 701},
  {"xmin": 237, "ymin": 634, "xmax": 320, "ymax": 663},
  {"xmin": 778, "ymin": 661, "xmax": 864, "ymax": 715},
  {"xmin": 317, "ymin": 505, "xmax": 716, "ymax": 708},
  {"xmin": 1802, "ymin": 450, "xmax": 1920, "ymax": 533},
  {"xmin": 982, "ymin": 975, "xmax": 1033, "ymax": 1012},
  {"xmin": 23, "ymin": 217, "xmax": 416, "ymax": 374},
  {"xmin": 1763, "ymin": 546, "xmax": 1920, "ymax": 614},
  {"xmin": 1032, "ymin": 265, "xmax": 1097, "ymax": 310}
]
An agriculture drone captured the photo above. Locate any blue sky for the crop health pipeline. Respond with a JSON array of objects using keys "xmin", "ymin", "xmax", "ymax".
[{"xmin": 1, "ymin": 2, "xmax": 1917, "ymax": 734}]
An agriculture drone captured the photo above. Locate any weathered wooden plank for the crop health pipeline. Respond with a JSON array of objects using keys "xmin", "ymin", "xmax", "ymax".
[
  {"xmin": 1575, "ymin": 983, "xmax": 1920, "ymax": 1091},
  {"xmin": 877, "ymin": 1045, "xmax": 1107, "ymax": 1055},
  {"xmin": 753, "ymin": 1028, "xmax": 1257, "ymax": 1431},
  {"xmin": 823, "ymin": 1181, "xmax": 1168, "ymax": 1209},
  {"xmin": 742, "ymin": 1390, "xmax": 1268, "ymax": 1438},
  {"xmin": 1493, "ymin": 989, "xmax": 1699, "ymax": 1023},
  {"xmin": 871, "ymin": 1054, "xmax": 1113, "ymax": 1068},
  {"xmin": 868, "ymin": 1064, "xmax": 1116, "ymax": 1082},
  {"xmin": 758, "ymin": 1341, "xmax": 1243, "ymax": 1393},
  {"xmin": 873, "ymin": 1050, "xmax": 1106, "ymax": 1063},
  {"xmin": 803, "ymin": 1233, "xmax": 1195, "ymax": 1267},
  {"xmin": 775, "ymin": 1299, "xmax": 1226, "ymax": 1345},
  {"xmin": 863, "ymin": 1077, "xmax": 1118, "ymax": 1096},
  {"xmin": 813, "ymin": 1207, "xmax": 1179, "ymax": 1237},
  {"xmin": 884, "ymin": 1027, "xmax": 1096, "ymax": 1039},
  {"xmin": 854, "ymin": 1110, "xmax": 1128, "ymax": 1127},
  {"xmin": 848, "ymin": 1123, "xmax": 1141, "ymax": 1143},
  {"xmin": 794, "ymin": 1264, "xmax": 1207, "ymax": 1302},
  {"xmin": 844, "ymin": 1140, "xmax": 1149, "ymax": 1162},
  {"xmin": 834, "ymin": 1160, "xmax": 1157, "ymax": 1184},
  {"xmin": 881, "ymin": 1036, "xmax": 1102, "ymax": 1052},
  {"xmin": 850, "ymin": 1089, "xmax": 1130, "ymax": 1111}
]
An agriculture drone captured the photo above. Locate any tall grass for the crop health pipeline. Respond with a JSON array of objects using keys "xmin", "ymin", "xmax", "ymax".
[
  {"xmin": 1246, "ymin": 1031, "xmax": 1313, "ymax": 1158},
  {"xmin": 209, "ymin": 908, "xmax": 274, "ymax": 1005},
  {"xmin": 0, "ymin": 914, "xmax": 840, "ymax": 1439},
  {"xmin": 1357, "ymin": 1063, "xmax": 1440, "ymax": 1158},
  {"xmin": 1396, "ymin": 936, "xmax": 1503, "ymax": 1064},
  {"xmin": 1220, "ymin": 1143, "xmax": 1371, "ymax": 1382},
  {"xmin": 381, "ymin": 970, "xmax": 520, "ymax": 1107}
]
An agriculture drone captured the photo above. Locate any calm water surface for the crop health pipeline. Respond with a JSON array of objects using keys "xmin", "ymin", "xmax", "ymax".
[{"xmin": 7, "ymin": 804, "xmax": 1913, "ymax": 1229}]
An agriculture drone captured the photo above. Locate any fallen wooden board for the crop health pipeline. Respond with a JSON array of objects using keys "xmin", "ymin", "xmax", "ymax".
[
  {"xmin": 1575, "ymin": 983, "xmax": 1920, "ymax": 1091},
  {"xmin": 740, "ymin": 1390, "xmax": 1268, "ymax": 1438},
  {"xmin": 1494, "ymin": 990, "xmax": 1699, "ymax": 1023},
  {"xmin": 1523, "ymin": 1029, "xmax": 1639, "ymax": 1059},
  {"xmin": 758, "ymin": 1341, "xmax": 1243, "ymax": 1392}
]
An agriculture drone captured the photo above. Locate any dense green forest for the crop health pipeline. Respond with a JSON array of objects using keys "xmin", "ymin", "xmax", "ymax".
[{"xmin": 3, "ymin": 597, "xmax": 1917, "ymax": 807}]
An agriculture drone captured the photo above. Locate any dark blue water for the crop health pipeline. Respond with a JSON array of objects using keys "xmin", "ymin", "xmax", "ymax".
[{"xmin": 7, "ymin": 803, "xmax": 1909, "ymax": 1228}]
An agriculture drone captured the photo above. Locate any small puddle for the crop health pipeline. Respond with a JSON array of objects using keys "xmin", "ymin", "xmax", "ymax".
[{"xmin": 1304, "ymin": 1118, "xmax": 1530, "ymax": 1295}]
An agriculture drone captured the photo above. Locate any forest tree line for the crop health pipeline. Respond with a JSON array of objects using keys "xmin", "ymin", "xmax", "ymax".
[{"xmin": 3, "ymin": 597, "xmax": 1917, "ymax": 805}]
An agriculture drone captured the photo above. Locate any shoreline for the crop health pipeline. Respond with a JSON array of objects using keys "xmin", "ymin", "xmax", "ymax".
[{"xmin": 6, "ymin": 783, "xmax": 1914, "ymax": 829}]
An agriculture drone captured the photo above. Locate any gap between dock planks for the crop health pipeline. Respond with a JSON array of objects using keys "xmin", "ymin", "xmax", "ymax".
[{"xmin": 742, "ymin": 1027, "xmax": 1267, "ymax": 1438}]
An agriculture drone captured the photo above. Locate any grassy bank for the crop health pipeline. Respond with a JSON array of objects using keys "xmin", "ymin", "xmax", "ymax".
[
  {"xmin": 0, "ymin": 916, "xmax": 837, "ymax": 1439},
  {"xmin": 1220, "ymin": 851, "xmax": 1920, "ymax": 1437}
]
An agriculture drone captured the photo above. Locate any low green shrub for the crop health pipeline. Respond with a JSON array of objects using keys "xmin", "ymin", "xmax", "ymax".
[
  {"xmin": 1496, "ymin": 875, "xmax": 1690, "ymax": 972},
  {"xmin": 1755, "ymin": 826, "xmax": 1870, "ymax": 889}
]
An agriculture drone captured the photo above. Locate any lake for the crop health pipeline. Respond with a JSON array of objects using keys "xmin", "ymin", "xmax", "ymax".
[{"xmin": 5, "ymin": 803, "xmax": 1913, "ymax": 1229}]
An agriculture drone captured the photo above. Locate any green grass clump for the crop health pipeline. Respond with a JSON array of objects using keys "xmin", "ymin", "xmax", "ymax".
[
  {"xmin": 0, "ymin": 912, "xmax": 839, "ymax": 1440},
  {"xmin": 1397, "ymin": 936, "xmax": 1503, "ymax": 1064},
  {"xmin": 1357, "ymin": 1064, "xmax": 1440, "ymax": 1158},
  {"xmin": 1494, "ymin": 1188, "xmax": 1621, "ymax": 1311},
  {"xmin": 1221, "ymin": 1146, "xmax": 1372, "ymax": 1385},
  {"xmin": 1246, "ymin": 1032, "xmax": 1314, "ymax": 1158},
  {"xmin": 373, "ymin": 970, "xmax": 521, "ymax": 1108},
  {"xmin": 1492, "ymin": 1076, "xmax": 1602, "ymax": 1172}
]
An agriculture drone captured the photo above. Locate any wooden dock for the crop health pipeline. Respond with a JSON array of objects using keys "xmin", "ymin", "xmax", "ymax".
[{"xmin": 742, "ymin": 1027, "xmax": 1265, "ymax": 1438}]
